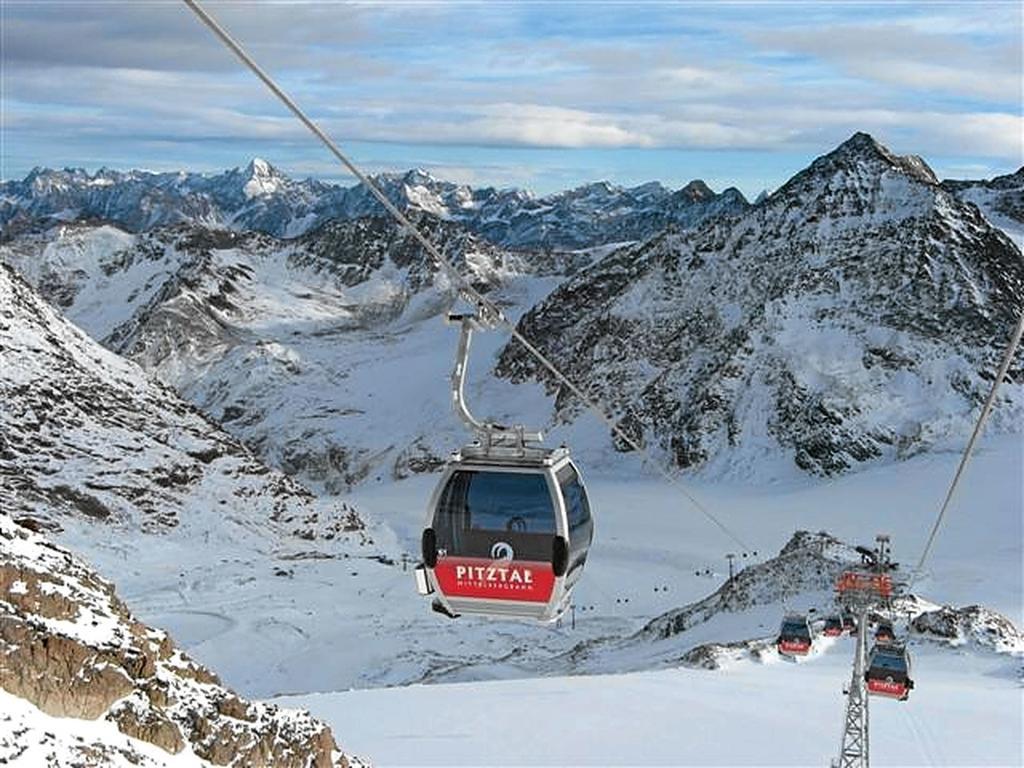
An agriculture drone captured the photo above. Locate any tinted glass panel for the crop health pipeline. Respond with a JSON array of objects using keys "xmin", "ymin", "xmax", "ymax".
[
  {"xmin": 558, "ymin": 465, "xmax": 592, "ymax": 533},
  {"xmin": 557, "ymin": 463, "xmax": 593, "ymax": 578},
  {"xmin": 781, "ymin": 621, "xmax": 811, "ymax": 638},
  {"xmin": 433, "ymin": 470, "xmax": 556, "ymax": 561},
  {"xmin": 463, "ymin": 472, "xmax": 555, "ymax": 533},
  {"xmin": 870, "ymin": 653, "xmax": 907, "ymax": 672}
]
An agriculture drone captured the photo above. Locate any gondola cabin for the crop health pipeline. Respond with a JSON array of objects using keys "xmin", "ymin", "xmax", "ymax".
[
  {"xmin": 777, "ymin": 614, "xmax": 813, "ymax": 656},
  {"xmin": 866, "ymin": 644, "xmax": 914, "ymax": 700},
  {"xmin": 823, "ymin": 615, "xmax": 843, "ymax": 637},
  {"xmin": 418, "ymin": 443, "xmax": 593, "ymax": 622}
]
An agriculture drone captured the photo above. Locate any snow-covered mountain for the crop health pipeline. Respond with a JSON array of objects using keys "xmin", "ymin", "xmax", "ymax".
[
  {"xmin": 1, "ymin": 162, "xmax": 749, "ymax": 249},
  {"xmin": 944, "ymin": 167, "xmax": 1024, "ymax": 252},
  {"xmin": 0, "ymin": 261, "xmax": 377, "ymax": 548},
  {"xmin": 334, "ymin": 171, "xmax": 750, "ymax": 250},
  {"xmin": 0, "ymin": 514, "xmax": 361, "ymax": 767},
  {"xmin": 0, "ymin": 160, "xmax": 335, "ymax": 241},
  {"xmin": 497, "ymin": 132, "xmax": 1024, "ymax": 476}
]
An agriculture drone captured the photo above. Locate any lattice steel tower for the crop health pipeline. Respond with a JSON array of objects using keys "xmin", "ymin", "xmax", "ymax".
[{"xmin": 832, "ymin": 534, "xmax": 893, "ymax": 768}]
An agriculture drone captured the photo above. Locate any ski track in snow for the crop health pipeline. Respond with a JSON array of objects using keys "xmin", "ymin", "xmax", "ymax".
[{"xmin": 277, "ymin": 643, "xmax": 1022, "ymax": 766}]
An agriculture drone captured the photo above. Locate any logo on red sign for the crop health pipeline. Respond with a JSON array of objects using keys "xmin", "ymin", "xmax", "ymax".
[{"xmin": 779, "ymin": 640, "xmax": 811, "ymax": 654}]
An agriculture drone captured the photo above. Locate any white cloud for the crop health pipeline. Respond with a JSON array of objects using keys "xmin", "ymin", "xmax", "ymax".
[
  {"xmin": 3, "ymin": 1, "xmax": 1021, "ymax": 183},
  {"xmin": 845, "ymin": 59, "xmax": 1018, "ymax": 103},
  {"xmin": 465, "ymin": 104, "xmax": 653, "ymax": 148},
  {"xmin": 754, "ymin": 21, "xmax": 1021, "ymax": 103}
]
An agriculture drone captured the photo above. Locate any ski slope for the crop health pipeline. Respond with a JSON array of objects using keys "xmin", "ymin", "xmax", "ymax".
[
  {"xmin": 271, "ymin": 434, "xmax": 1021, "ymax": 765},
  {"xmin": 279, "ymin": 644, "xmax": 1021, "ymax": 766},
  {"xmin": 81, "ymin": 433, "xmax": 1020, "ymax": 700}
]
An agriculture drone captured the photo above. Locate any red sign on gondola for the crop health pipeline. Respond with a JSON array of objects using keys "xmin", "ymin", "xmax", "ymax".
[
  {"xmin": 867, "ymin": 678, "xmax": 907, "ymax": 698},
  {"xmin": 778, "ymin": 639, "xmax": 811, "ymax": 655},
  {"xmin": 433, "ymin": 557, "xmax": 555, "ymax": 603}
]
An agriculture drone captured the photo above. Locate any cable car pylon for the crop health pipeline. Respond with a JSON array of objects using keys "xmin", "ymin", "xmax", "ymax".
[
  {"xmin": 835, "ymin": 601, "xmax": 871, "ymax": 768},
  {"xmin": 832, "ymin": 534, "xmax": 895, "ymax": 768}
]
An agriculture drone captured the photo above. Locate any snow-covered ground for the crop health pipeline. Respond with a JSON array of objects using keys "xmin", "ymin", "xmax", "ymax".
[
  {"xmin": 0, "ymin": 691, "xmax": 207, "ymax": 768},
  {"xmin": 277, "ymin": 429, "xmax": 1023, "ymax": 766},
  {"xmin": 278, "ymin": 645, "xmax": 1021, "ymax": 766}
]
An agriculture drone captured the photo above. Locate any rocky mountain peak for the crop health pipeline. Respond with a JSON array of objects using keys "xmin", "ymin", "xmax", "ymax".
[
  {"xmin": 496, "ymin": 133, "xmax": 1023, "ymax": 477},
  {"xmin": 764, "ymin": 131, "xmax": 941, "ymax": 215},
  {"xmin": 823, "ymin": 131, "xmax": 939, "ymax": 185},
  {"xmin": 400, "ymin": 167, "xmax": 441, "ymax": 186},
  {"xmin": 241, "ymin": 157, "xmax": 288, "ymax": 199},
  {"xmin": 679, "ymin": 179, "xmax": 714, "ymax": 201}
]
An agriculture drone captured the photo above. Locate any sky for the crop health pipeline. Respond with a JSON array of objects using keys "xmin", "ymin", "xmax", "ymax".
[{"xmin": 1, "ymin": 1, "xmax": 1021, "ymax": 198}]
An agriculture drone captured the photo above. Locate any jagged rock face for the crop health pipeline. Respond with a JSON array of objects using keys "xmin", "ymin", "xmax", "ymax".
[
  {"xmin": 336, "ymin": 174, "xmax": 749, "ymax": 250},
  {"xmin": 0, "ymin": 263, "xmax": 369, "ymax": 545},
  {"xmin": 497, "ymin": 133, "xmax": 1024, "ymax": 476},
  {"xmin": 1, "ymin": 162, "xmax": 748, "ymax": 249},
  {"xmin": 0, "ymin": 515, "xmax": 353, "ymax": 767},
  {"xmin": 0, "ymin": 161, "xmax": 331, "ymax": 240}
]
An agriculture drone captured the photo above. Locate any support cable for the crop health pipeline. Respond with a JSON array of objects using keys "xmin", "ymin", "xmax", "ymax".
[
  {"xmin": 181, "ymin": 0, "xmax": 751, "ymax": 551},
  {"xmin": 911, "ymin": 308, "xmax": 1024, "ymax": 585}
]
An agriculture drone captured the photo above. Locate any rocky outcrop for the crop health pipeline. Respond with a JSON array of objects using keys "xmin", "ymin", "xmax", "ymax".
[
  {"xmin": 0, "ymin": 514, "xmax": 357, "ymax": 767},
  {"xmin": 911, "ymin": 604, "xmax": 1024, "ymax": 654},
  {"xmin": 644, "ymin": 530, "xmax": 861, "ymax": 640}
]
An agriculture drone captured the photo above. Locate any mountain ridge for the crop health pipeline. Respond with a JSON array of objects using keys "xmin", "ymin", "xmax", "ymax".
[
  {"xmin": 3, "ymin": 132, "xmax": 1022, "ymax": 490},
  {"xmin": 1, "ymin": 161, "xmax": 749, "ymax": 250}
]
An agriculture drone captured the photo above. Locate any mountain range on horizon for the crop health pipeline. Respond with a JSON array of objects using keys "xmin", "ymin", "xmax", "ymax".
[
  {"xmin": 1, "ymin": 155, "xmax": 750, "ymax": 249},
  {"xmin": 4, "ymin": 132, "xmax": 1020, "ymax": 252}
]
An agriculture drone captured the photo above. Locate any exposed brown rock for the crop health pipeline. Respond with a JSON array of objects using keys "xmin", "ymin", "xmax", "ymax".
[
  {"xmin": 108, "ymin": 695, "xmax": 185, "ymax": 754},
  {"xmin": 0, "ymin": 515, "xmax": 359, "ymax": 766}
]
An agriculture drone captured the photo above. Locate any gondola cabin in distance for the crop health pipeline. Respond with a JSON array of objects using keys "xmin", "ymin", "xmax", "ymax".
[{"xmin": 776, "ymin": 613, "xmax": 813, "ymax": 656}]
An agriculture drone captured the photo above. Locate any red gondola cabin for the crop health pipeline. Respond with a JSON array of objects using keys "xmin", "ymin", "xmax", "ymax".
[{"xmin": 777, "ymin": 614, "xmax": 813, "ymax": 656}]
